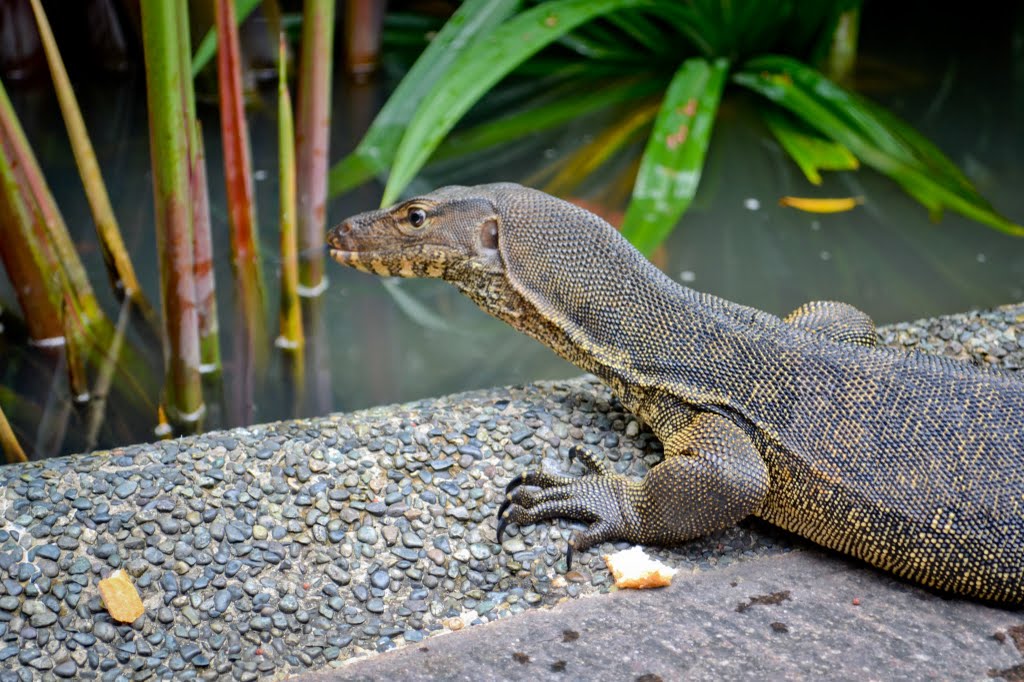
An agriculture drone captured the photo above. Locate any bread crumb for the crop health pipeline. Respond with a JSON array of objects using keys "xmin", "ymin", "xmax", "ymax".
[
  {"xmin": 98, "ymin": 569, "xmax": 145, "ymax": 623},
  {"xmin": 603, "ymin": 546, "xmax": 677, "ymax": 589}
]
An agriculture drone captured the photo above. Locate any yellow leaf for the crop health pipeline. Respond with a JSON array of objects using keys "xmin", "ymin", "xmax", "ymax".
[{"xmin": 779, "ymin": 196, "xmax": 864, "ymax": 213}]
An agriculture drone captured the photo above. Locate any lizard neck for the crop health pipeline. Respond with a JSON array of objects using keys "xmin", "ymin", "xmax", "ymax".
[{"xmin": 449, "ymin": 262, "xmax": 601, "ymax": 374}]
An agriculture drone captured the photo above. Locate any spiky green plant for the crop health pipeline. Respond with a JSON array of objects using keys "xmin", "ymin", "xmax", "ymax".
[{"xmin": 330, "ymin": 0, "xmax": 1022, "ymax": 252}]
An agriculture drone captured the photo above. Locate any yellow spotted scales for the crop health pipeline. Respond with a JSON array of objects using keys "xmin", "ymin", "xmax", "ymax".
[{"xmin": 329, "ymin": 183, "xmax": 1024, "ymax": 604}]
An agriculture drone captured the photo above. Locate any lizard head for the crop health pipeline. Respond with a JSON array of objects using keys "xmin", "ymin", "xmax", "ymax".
[{"xmin": 327, "ymin": 184, "xmax": 511, "ymax": 280}]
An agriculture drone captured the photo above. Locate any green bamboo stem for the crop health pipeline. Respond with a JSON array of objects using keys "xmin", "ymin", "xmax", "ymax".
[
  {"xmin": 295, "ymin": 0, "xmax": 336, "ymax": 295},
  {"xmin": 0, "ymin": 402, "xmax": 28, "ymax": 463},
  {"xmin": 0, "ymin": 85, "xmax": 110, "ymax": 335},
  {"xmin": 140, "ymin": 0, "xmax": 205, "ymax": 429},
  {"xmin": 29, "ymin": 0, "xmax": 157, "ymax": 330},
  {"xmin": 277, "ymin": 34, "xmax": 303, "ymax": 354}
]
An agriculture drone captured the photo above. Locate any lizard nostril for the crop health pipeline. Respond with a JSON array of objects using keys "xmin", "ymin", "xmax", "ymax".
[{"xmin": 328, "ymin": 221, "xmax": 354, "ymax": 249}]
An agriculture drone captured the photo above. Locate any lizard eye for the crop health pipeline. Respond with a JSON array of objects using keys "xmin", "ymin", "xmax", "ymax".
[{"xmin": 408, "ymin": 207, "xmax": 427, "ymax": 228}]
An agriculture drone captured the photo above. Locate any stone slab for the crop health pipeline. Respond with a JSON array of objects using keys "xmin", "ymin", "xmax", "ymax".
[{"xmin": 302, "ymin": 549, "xmax": 1024, "ymax": 681}]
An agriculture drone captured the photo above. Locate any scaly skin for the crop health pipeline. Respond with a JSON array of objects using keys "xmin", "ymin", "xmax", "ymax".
[{"xmin": 328, "ymin": 183, "xmax": 1024, "ymax": 604}]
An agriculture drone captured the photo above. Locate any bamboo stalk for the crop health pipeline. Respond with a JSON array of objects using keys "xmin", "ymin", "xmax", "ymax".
[
  {"xmin": 295, "ymin": 0, "xmax": 336, "ymax": 295},
  {"xmin": 2, "ymin": 78, "xmax": 156, "ymax": 407},
  {"xmin": 0, "ymin": 74, "xmax": 112, "ymax": 347},
  {"xmin": 0, "ymin": 402, "xmax": 28, "ymax": 463},
  {"xmin": 140, "ymin": 0, "xmax": 205, "ymax": 429},
  {"xmin": 178, "ymin": 3, "xmax": 221, "ymax": 375},
  {"xmin": 191, "ymin": 121, "xmax": 221, "ymax": 374},
  {"xmin": 29, "ymin": 0, "xmax": 158, "ymax": 330},
  {"xmin": 215, "ymin": 0, "xmax": 268, "ymax": 371},
  {"xmin": 277, "ymin": 34, "xmax": 303, "ymax": 353},
  {"xmin": 0, "ymin": 115, "xmax": 64, "ymax": 344},
  {"xmin": 215, "ymin": 0, "xmax": 262, "ymax": 274},
  {"xmin": 344, "ymin": 0, "xmax": 383, "ymax": 79}
]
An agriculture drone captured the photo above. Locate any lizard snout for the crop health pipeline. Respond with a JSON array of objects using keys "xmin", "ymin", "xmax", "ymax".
[{"xmin": 326, "ymin": 220, "xmax": 354, "ymax": 250}]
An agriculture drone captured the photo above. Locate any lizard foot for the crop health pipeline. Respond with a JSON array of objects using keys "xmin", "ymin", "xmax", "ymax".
[{"xmin": 496, "ymin": 445, "xmax": 640, "ymax": 569}]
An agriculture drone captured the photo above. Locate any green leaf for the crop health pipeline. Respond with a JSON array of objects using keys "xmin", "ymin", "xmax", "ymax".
[
  {"xmin": 381, "ymin": 0, "xmax": 655, "ymax": 206},
  {"xmin": 855, "ymin": 95, "xmax": 978, "ymax": 198},
  {"xmin": 734, "ymin": 57, "xmax": 1023, "ymax": 237},
  {"xmin": 761, "ymin": 106, "xmax": 858, "ymax": 185},
  {"xmin": 327, "ymin": 0, "xmax": 520, "ymax": 198},
  {"xmin": 192, "ymin": 0, "xmax": 262, "ymax": 78},
  {"xmin": 433, "ymin": 77, "xmax": 663, "ymax": 163},
  {"xmin": 620, "ymin": 57, "xmax": 729, "ymax": 255}
]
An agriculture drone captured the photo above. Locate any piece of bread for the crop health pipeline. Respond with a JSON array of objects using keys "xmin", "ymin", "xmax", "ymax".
[
  {"xmin": 98, "ymin": 569, "xmax": 145, "ymax": 623},
  {"xmin": 603, "ymin": 546, "xmax": 677, "ymax": 589}
]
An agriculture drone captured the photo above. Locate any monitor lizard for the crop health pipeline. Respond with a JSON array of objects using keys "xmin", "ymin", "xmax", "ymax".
[{"xmin": 327, "ymin": 183, "xmax": 1024, "ymax": 604}]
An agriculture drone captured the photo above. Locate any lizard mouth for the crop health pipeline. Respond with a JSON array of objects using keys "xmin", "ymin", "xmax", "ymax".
[
  {"xmin": 329, "ymin": 247, "xmax": 384, "ymax": 274},
  {"xmin": 328, "ymin": 247, "xmax": 357, "ymax": 264}
]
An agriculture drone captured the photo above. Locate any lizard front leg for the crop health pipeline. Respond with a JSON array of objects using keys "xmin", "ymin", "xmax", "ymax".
[{"xmin": 497, "ymin": 411, "xmax": 770, "ymax": 566}]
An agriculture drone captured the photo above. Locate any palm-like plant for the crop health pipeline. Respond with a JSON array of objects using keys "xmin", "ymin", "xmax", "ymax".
[{"xmin": 329, "ymin": 0, "xmax": 1022, "ymax": 252}]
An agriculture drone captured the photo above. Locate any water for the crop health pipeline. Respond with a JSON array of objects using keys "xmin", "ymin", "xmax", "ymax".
[{"xmin": 2, "ymin": 5, "xmax": 1022, "ymax": 458}]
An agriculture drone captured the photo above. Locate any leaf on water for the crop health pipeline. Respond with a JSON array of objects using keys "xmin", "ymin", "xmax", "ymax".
[
  {"xmin": 735, "ymin": 55, "xmax": 1024, "ymax": 237},
  {"xmin": 779, "ymin": 195, "xmax": 863, "ymax": 213},
  {"xmin": 620, "ymin": 56, "xmax": 730, "ymax": 255},
  {"xmin": 761, "ymin": 107, "xmax": 858, "ymax": 185}
]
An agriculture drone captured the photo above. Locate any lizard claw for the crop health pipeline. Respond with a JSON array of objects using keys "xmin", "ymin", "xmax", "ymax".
[
  {"xmin": 497, "ymin": 497, "xmax": 512, "ymax": 522},
  {"xmin": 496, "ymin": 447, "xmax": 635, "ymax": 567},
  {"xmin": 504, "ymin": 474, "xmax": 526, "ymax": 495},
  {"xmin": 566, "ymin": 542, "xmax": 574, "ymax": 571},
  {"xmin": 496, "ymin": 514, "xmax": 509, "ymax": 544}
]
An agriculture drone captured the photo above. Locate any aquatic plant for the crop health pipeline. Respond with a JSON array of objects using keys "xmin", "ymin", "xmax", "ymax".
[
  {"xmin": 0, "ymin": 1, "xmax": 340, "ymax": 459},
  {"xmin": 330, "ymin": 0, "xmax": 1023, "ymax": 253}
]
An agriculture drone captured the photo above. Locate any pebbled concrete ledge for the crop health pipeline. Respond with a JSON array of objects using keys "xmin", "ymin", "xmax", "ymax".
[{"xmin": 0, "ymin": 303, "xmax": 1022, "ymax": 681}]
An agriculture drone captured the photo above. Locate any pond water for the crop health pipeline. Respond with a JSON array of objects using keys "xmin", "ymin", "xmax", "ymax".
[{"xmin": 2, "ymin": 4, "xmax": 1022, "ymax": 458}]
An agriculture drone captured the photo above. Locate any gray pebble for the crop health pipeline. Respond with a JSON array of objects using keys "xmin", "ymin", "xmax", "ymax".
[
  {"xmin": 279, "ymin": 595, "xmax": 298, "ymax": 614},
  {"xmin": 402, "ymin": 532, "xmax": 424, "ymax": 549},
  {"xmin": 370, "ymin": 570, "xmax": 390, "ymax": 590},
  {"xmin": 113, "ymin": 480, "xmax": 138, "ymax": 498},
  {"xmin": 53, "ymin": 660, "xmax": 78, "ymax": 678},
  {"xmin": 93, "ymin": 622, "xmax": 116, "ymax": 643}
]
